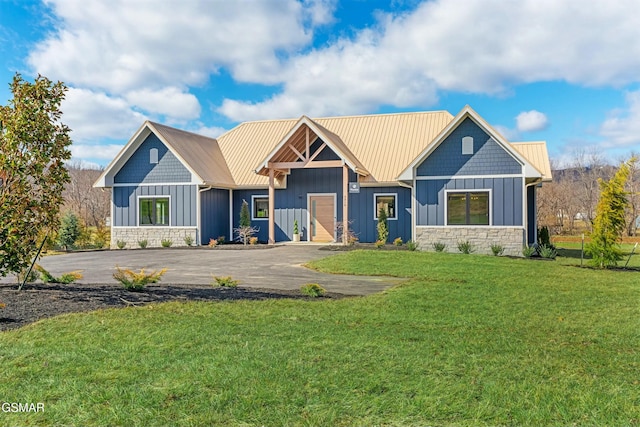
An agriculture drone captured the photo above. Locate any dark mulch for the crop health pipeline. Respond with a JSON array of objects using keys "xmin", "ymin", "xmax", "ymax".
[{"xmin": 0, "ymin": 283, "xmax": 336, "ymax": 332}]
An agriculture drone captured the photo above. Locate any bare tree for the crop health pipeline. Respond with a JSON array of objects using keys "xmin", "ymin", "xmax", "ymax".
[
  {"xmin": 620, "ymin": 151, "xmax": 640, "ymax": 236},
  {"xmin": 571, "ymin": 148, "xmax": 610, "ymax": 232},
  {"xmin": 63, "ymin": 161, "xmax": 110, "ymax": 227}
]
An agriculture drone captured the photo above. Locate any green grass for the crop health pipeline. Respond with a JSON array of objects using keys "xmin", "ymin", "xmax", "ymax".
[
  {"xmin": 554, "ymin": 241, "xmax": 640, "ymax": 267},
  {"xmin": 1, "ymin": 250, "xmax": 639, "ymax": 426}
]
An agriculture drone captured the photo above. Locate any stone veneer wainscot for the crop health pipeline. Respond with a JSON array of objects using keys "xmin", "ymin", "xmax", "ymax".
[
  {"xmin": 415, "ymin": 226, "xmax": 525, "ymax": 257},
  {"xmin": 111, "ymin": 227, "xmax": 197, "ymax": 249}
]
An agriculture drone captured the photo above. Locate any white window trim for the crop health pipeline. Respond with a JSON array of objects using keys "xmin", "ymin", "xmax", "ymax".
[
  {"xmin": 373, "ymin": 193, "xmax": 398, "ymax": 220},
  {"xmin": 150, "ymin": 147, "xmax": 159, "ymax": 164},
  {"xmin": 444, "ymin": 189, "xmax": 492, "ymax": 226},
  {"xmin": 462, "ymin": 136, "xmax": 474, "ymax": 155},
  {"xmin": 137, "ymin": 195, "xmax": 172, "ymax": 227},
  {"xmin": 251, "ymin": 195, "xmax": 269, "ymax": 221}
]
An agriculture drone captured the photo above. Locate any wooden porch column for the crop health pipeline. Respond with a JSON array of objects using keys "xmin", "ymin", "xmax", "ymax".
[
  {"xmin": 268, "ymin": 168, "xmax": 275, "ymax": 245},
  {"xmin": 342, "ymin": 164, "xmax": 349, "ymax": 245}
]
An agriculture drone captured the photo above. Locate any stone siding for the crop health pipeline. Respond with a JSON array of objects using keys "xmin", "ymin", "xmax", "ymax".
[
  {"xmin": 415, "ymin": 226, "xmax": 525, "ymax": 257},
  {"xmin": 111, "ymin": 227, "xmax": 198, "ymax": 249}
]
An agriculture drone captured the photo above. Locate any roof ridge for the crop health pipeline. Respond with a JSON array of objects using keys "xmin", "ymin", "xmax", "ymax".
[{"xmin": 149, "ymin": 121, "xmax": 218, "ymax": 141}]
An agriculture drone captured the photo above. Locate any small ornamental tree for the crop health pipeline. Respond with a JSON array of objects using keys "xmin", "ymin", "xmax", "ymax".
[
  {"xmin": 58, "ymin": 211, "xmax": 80, "ymax": 251},
  {"xmin": 0, "ymin": 74, "xmax": 72, "ymax": 277},
  {"xmin": 235, "ymin": 199, "xmax": 258, "ymax": 245},
  {"xmin": 377, "ymin": 207, "xmax": 389, "ymax": 244},
  {"xmin": 586, "ymin": 158, "xmax": 635, "ymax": 268}
]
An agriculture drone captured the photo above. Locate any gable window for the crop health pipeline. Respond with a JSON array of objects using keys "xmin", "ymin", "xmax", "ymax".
[
  {"xmin": 374, "ymin": 193, "xmax": 397, "ymax": 220},
  {"xmin": 139, "ymin": 197, "xmax": 170, "ymax": 226},
  {"xmin": 462, "ymin": 136, "xmax": 474, "ymax": 155},
  {"xmin": 252, "ymin": 196, "xmax": 269, "ymax": 220},
  {"xmin": 446, "ymin": 191, "xmax": 490, "ymax": 225},
  {"xmin": 150, "ymin": 148, "xmax": 159, "ymax": 164}
]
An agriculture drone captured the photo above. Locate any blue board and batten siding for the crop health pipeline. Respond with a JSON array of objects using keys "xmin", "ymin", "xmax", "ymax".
[
  {"xmin": 201, "ymin": 188, "xmax": 230, "ymax": 243},
  {"xmin": 415, "ymin": 117, "xmax": 525, "ymax": 227},
  {"xmin": 415, "ymin": 178, "xmax": 523, "ymax": 226},
  {"xmin": 114, "ymin": 134, "xmax": 191, "ymax": 184},
  {"xmin": 232, "ymin": 140, "xmax": 411, "ymax": 243},
  {"xmin": 112, "ymin": 185, "xmax": 197, "ymax": 227}
]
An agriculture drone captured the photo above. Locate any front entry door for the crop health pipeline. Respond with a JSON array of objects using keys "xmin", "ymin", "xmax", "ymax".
[{"xmin": 309, "ymin": 194, "xmax": 335, "ymax": 242}]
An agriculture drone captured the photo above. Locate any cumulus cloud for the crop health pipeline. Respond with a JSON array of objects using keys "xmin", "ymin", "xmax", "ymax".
[
  {"xmin": 125, "ymin": 87, "xmax": 201, "ymax": 120},
  {"xmin": 600, "ymin": 91, "xmax": 640, "ymax": 147},
  {"xmin": 220, "ymin": 0, "xmax": 640, "ymax": 121},
  {"xmin": 516, "ymin": 110, "xmax": 549, "ymax": 132},
  {"xmin": 29, "ymin": 0, "xmax": 314, "ymax": 92},
  {"xmin": 70, "ymin": 143, "xmax": 124, "ymax": 161},
  {"xmin": 61, "ymin": 87, "xmax": 146, "ymax": 142}
]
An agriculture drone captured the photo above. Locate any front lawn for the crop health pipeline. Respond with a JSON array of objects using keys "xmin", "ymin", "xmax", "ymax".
[{"xmin": 1, "ymin": 251, "xmax": 638, "ymax": 426}]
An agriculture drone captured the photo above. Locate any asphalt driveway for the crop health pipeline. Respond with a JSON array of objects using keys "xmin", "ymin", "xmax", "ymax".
[{"xmin": 0, "ymin": 245, "xmax": 399, "ymax": 295}]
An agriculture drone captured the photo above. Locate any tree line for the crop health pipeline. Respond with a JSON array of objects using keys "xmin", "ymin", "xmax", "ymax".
[{"xmin": 537, "ymin": 149, "xmax": 640, "ymax": 237}]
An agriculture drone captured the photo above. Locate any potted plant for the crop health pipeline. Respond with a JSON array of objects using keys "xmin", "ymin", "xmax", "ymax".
[{"xmin": 292, "ymin": 219, "xmax": 300, "ymax": 242}]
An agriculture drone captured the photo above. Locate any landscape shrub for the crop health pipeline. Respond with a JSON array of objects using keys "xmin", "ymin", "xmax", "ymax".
[
  {"xmin": 393, "ymin": 237, "xmax": 403, "ymax": 246},
  {"xmin": 161, "ymin": 239, "xmax": 173, "ymax": 248},
  {"xmin": 375, "ymin": 240, "xmax": 385, "ymax": 248},
  {"xmin": 432, "ymin": 242, "xmax": 446, "ymax": 252},
  {"xmin": 490, "ymin": 244, "xmax": 504, "ymax": 256},
  {"xmin": 58, "ymin": 211, "xmax": 80, "ymax": 250},
  {"xmin": 457, "ymin": 241, "xmax": 475, "ymax": 254},
  {"xmin": 208, "ymin": 238, "xmax": 219, "ymax": 247},
  {"xmin": 138, "ymin": 239, "xmax": 148, "ymax": 249},
  {"xmin": 236, "ymin": 200, "xmax": 258, "ymax": 245},
  {"xmin": 336, "ymin": 221, "xmax": 359, "ymax": 245},
  {"xmin": 35, "ymin": 265, "xmax": 82, "ymax": 284},
  {"xmin": 249, "ymin": 237, "xmax": 258, "ymax": 245},
  {"xmin": 406, "ymin": 240, "xmax": 418, "ymax": 251},
  {"xmin": 539, "ymin": 244, "xmax": 557, "ymax": 259},
  {"xmin": 116, "ymin": 240, "xmax": 126, "ymax": 249},
  {"xmin": 377, "ymin": 208, "xmax": 389, "ymax": 243},
  {"xmin": 212, "ymin": 276, "xmax": 239, "ymax": 288},
  {"xmin": 300, "ymin": 283, "xmax": 326, "ymax": 297},
  {"xmin": 183, "ymin": 235, "xmax": 194, "ymax": 246},
  {"xmin": 522, "ymin": 245, "xmax": 536, "ymax": 258},
  {"xmin": 217, "ymin": 236, "xmax": 226, "ymax": 244},
  {"xmin": 113, "ymin": 267, "xmax": 167, "ymax": 291}
]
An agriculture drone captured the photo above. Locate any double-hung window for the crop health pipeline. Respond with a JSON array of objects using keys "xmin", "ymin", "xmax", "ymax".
[
  {"xmin": 139, "ymin": 197, "xmax": 170, "ymax": 226},
  {"xmin": 446, "ymin": 191, "xmax": 490, "ymax": 225}
]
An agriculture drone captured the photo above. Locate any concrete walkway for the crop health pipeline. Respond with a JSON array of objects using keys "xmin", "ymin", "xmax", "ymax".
[{"xmin": 0, "ymin": 245, "xmax": 400, "ymax": 295}]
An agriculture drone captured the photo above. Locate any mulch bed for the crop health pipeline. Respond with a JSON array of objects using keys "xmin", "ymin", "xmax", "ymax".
[{"xmin": 0, "ymin": 283, "xmax": 336, "ymax": 332}]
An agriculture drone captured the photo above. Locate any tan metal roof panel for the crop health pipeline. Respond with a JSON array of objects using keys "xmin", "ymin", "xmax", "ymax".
[
  {"xmin": 511, "ymin": 141, "xmax": 553, "ymax": 181},
  {"xmin": 218, "ymin": 111, "xmax": 454, "ymax": 186},
  {"xmin": 150, "ymin": 122, "xmax": 235, "ymax": 187}
]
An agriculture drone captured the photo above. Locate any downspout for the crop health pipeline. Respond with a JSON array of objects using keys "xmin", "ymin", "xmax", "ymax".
[
  {"xmin": 524, "ymin": 179, "xmax": 542, "ymax": 246},
  {"xmin": 198, "ymin": 186, "xmax": 213, "ymax": 246}
]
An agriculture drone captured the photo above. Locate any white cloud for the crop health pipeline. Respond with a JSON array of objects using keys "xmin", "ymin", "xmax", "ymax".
[
  {"xmin": 220, "ymin": 0, "xmax": 640, "ymax": 121},
  {"xmin": 29, "ymin": 0, "xmax": 315, "ymax": 92},
  {"xmin": 516, "ymin": 110, "xmax": 549, "ymax": 133},
  {"xmin": 70, "ymin": 143, "xmax": 123, "ymax": 160},
  {"xmin": 125, "ymin": 87, "xmax": 200, "ymax": 120},
  {"xmin": 600, "ymin": 91, "xmax": 640, "ymax": 148},
  {"xmin": 61, "ymin": 87, "xmax": 146, "ymax": 142}
]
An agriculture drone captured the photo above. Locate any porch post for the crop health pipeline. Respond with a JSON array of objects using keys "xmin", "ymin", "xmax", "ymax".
[
  {"xmin": 342, "ymin": 164, "xmax": 349, "ymax": 245},
  {"xmin": 269, "ymin": 168, "xmax": 275, "ymax": 244}
]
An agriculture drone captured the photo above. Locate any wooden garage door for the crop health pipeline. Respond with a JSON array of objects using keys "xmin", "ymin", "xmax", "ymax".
[{"xmin": 309, "ymin": 195, "xmax": 335, "ymax": 242}]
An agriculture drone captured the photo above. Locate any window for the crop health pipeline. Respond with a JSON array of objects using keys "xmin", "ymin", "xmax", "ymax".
[
  {"xmin": 462, "ymin": 136, "xmax": 474, "ymax": 155},
  {"xmin": 374, "ymin": 193, "xmax": 397, "ymax": 220},
  {"xmin": 139, "ymin": 197, "xmax": 169, "ymax": 226},
  {"xmin": 150, "ymin": 148, "xmax": 158, "ymax": 164},
  {"xmin": 446, "ymin": 191, "xmax": 489, "ymax": 225},
  {"xmin": 252, "ymin": 196, "xmax": 269, "ymax": 220}
]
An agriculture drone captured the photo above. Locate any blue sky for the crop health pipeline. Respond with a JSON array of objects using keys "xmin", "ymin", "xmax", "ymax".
[{"xmin": 1, "ymin": 0, "xmax": 639, "ymax": 168}]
